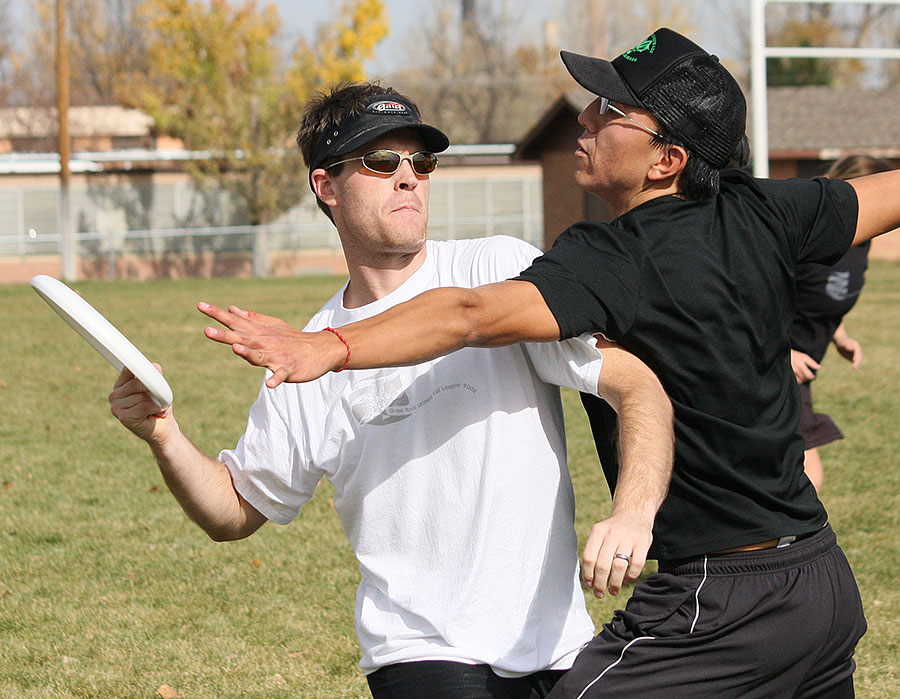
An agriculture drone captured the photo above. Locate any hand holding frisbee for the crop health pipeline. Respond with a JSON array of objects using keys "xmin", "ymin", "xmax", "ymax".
[{"xmin": 30, "ymin": 275, "xmax": 174, "ymax": 409}]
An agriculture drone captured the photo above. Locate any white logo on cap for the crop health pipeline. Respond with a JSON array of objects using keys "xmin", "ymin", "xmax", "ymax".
[{"xmin": 369, "ymin": 100, "xmax": 409, "ymax": 115}]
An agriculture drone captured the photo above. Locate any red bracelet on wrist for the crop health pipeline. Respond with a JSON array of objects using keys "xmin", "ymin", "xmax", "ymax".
[{"xmin": 324, "ymin": 326, "xmax": 351, "ymax": 372}]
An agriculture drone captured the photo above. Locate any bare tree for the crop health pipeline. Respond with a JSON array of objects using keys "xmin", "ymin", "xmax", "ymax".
[
  {"xmin": 0, "ymin": 0, "xmax": 13, "ymax": 106},
  {"xmin": 562, "ymin": 0, "xmax": 700, "ymax": 58},
  {"xmin": 393, "ymin": 0, "xmax": 716, "ymax": 144},
  {"xmin": 392, "ymin": 0, "xmax": 570, "ymax": 143},
  {"xmin": 69, "ymin": 0, "xmax": 151, "ymax": 105},
  {"xmin": 4, "ymin": 0, "xmax": 151, "ymax": 108}
]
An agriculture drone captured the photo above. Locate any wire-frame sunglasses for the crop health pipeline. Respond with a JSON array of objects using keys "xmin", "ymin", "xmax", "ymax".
[
  {"xmin": 327, "ymin": 149, "xmax": 439, "ymax": 176},
  {"xmin": 598, "ymin": 97, "xmax": 661, "ymax": 139}
]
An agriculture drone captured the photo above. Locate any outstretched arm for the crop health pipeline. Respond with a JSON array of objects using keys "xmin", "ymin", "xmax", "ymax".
[
  {"xmin": 201, "ymin": 280, "xmax": 559, "ymax": 387},
  {"xmin": 580, "ymin": 338, "xmax": 673, "ymax": 599},
  {"xmin": 109, "ymin": 367, "xmax": 266, "ymax": 541},
  {"xmin": 850, "ymin": 169, "xmax": 900, "ymax": 245}
]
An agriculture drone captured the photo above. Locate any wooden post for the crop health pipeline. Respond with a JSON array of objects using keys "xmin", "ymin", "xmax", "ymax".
[{"xmin": 57, "ymin": 0, "xmax": 75, "ymax": 280}]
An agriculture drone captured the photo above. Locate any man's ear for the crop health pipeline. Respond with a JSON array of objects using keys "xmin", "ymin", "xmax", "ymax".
[
  {"xmin": 648, "ymin": 144, "xmax": 688, "ymax": 183},
  {"xmin": 311, "ymin": 168, "xmax": 338, "ymax": 207}
]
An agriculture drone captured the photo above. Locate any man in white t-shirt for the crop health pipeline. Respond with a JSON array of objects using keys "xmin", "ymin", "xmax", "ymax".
[{"xmin": 110, "ymin": 83, "xmax": 673, "ymax": 698}]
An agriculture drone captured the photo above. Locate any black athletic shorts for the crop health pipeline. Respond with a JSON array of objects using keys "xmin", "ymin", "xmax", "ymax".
[
  {"xmin": 367, "ymin": 661, "xmax": 565, "ymax": 699},
  {"xmin": 548, "ymin": 524, "xmax": 866, "ymax": 698}
]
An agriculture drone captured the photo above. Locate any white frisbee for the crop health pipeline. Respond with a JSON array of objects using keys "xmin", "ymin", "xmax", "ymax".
[{"xmin": 30, "ymin": 275, "xmax": 173, "ymax": 409}]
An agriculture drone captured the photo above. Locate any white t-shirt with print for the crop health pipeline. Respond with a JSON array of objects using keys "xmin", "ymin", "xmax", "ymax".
[{"xmin": 219, "ymin": 236, "xmax": 603, "ymax": 676}]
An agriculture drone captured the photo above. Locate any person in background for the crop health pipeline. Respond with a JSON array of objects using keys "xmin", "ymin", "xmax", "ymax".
[
  {"xmin": 112, "ymin": 81, "xmax": 674, "ymax": 699},
  {"xmin": 790, "ymin": 154, "xmax": 896, "ymax": 492}
]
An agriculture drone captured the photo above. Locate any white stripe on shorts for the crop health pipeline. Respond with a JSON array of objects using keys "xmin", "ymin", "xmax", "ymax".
[
  {"xmin": 573, "ymin": 636, "xmax": 655, "ymax": 699},
  {"xmin": 689, "ymin": 555, "xmax": 709, "ymax": 634},
  {"xmin": 574, "ymin": 556, "xmax": 709, "ymax": 697}
]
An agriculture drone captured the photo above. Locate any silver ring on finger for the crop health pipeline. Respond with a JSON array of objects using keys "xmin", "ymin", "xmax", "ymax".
[{"xmin": 614, "ymin": 553, "xmax": 631, "ymax": 563}]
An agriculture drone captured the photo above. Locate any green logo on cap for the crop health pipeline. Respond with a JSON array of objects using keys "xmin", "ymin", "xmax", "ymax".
[{"xmin": 622, "ymin": 34, "xmax": 657, "ymax": 62}]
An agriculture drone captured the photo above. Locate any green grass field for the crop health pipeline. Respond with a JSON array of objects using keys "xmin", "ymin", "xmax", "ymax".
[{"xmin": 1, "ymin": 263, "xmax": 898, "ymax": 698}]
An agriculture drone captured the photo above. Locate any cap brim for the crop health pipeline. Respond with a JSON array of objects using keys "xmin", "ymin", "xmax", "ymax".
[
  {"xmin": 328, "ymin": 121, "xmax": 450, "ymax": 164},
  {"xmin": 410, "ymin": 123, "xmax": 451, "ymax": 154},
  {"xmin": 560, "ymin": 50, "xmax": 643, "ymax": 108}
]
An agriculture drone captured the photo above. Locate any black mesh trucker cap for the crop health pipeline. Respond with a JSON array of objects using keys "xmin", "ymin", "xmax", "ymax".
[
  {"xmin": 561, "ymin": 28, "xmax": 747, "ymax": 169},
  {"xmin": 308, "ymin": 93, "xmax": 449, "ymax": 178}
]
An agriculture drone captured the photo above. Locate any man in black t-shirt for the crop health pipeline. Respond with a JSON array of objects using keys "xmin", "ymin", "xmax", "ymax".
[{"xmin": 199, "ymin": 28, "xmax": 900, "ymax": 697}]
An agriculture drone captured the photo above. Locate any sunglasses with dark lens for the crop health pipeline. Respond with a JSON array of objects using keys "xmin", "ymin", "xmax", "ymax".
[{"xmin": 327, "ymin": 149, "xmax": 439, "ymax": 175}]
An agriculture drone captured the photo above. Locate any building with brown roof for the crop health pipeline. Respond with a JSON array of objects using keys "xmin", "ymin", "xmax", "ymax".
[{"xmin": 0, "ymin": 105, "xmax": 181, "ymax": 154}]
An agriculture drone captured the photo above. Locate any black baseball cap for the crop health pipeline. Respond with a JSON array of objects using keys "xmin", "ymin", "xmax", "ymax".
[
  {"xmin": 561, "ymin": 28, "xmax": 747, "ymax": 169},
  {"xmin": 308, "ymin": 93, "xmax": 450, "ymax": 177}
]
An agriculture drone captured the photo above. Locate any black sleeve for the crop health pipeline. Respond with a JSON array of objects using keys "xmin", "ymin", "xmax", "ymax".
[
  {"xmin": 515, "ymin": 221, "xmax": 642, "ymax": 341},
  {"xmin": 754, "ymin": 175, "xmax": 858, "ymax": 266}
]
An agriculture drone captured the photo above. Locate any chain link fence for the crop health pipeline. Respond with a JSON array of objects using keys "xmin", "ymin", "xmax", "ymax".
[{"xmin": 0, "ymin": 171, "xmax": 543, "ymax": 281}]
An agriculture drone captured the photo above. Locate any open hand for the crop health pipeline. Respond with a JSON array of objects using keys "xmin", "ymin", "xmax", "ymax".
[{"xmin": 198, "ymin": 302, "xmax": 343, "ymax": 387}]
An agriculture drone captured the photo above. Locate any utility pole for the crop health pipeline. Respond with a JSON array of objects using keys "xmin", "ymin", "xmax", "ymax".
[{"xmin": 57, "ymin": 0, "xmax": 75, "ymax": 280}]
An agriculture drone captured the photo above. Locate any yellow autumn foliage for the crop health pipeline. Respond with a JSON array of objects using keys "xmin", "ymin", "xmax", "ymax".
[{"xmin": 135, "ymin": 0, "xmax": 387, "ymax": 224}]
